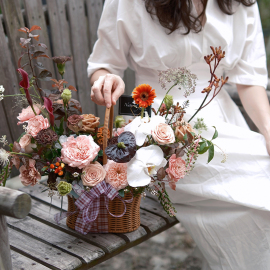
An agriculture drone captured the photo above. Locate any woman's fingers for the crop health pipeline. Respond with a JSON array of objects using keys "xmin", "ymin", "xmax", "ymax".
[
  {"xmin": 91, "ymin": 74, "xmax": 125, "ymax": 107},
  {"xmin": 112, "ymin": 78, "xmax": 125, "ymax": 105},
  {"xmin": 91, "ymin": 76, "xmax": 106, "ymax": 105},
  {"xmin": 103, "ymin": 74, "xmax": 114, "ymax": 108}
]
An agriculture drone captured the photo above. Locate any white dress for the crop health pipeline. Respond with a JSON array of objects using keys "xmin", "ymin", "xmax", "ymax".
[{"xmin": 87, "ymin": 0, "xmax": 270, "ymax": 269}]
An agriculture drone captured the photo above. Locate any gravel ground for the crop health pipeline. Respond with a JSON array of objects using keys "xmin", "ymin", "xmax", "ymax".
[{"xmin": 92, "ymin": 223, "xmax": 202, "ymax": 270}]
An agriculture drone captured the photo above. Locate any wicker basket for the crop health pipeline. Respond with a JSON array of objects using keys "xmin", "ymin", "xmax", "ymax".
[{"xmin": 66, "ymin": 107, "xmax": 141, "ymax": 233}]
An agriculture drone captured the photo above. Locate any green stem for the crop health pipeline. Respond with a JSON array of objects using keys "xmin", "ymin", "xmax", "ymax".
[
  {"xmin": 4, "ymin": 94, "xmax": 39, "ymax": 98},
  {"xmin": 57, "ymin": 139, "xmax": 62, "ymax": 148},
  {"xmin": 188, "ymin": 93, "xmax": 209, "ymax": 123},
  {"xmin": 10, "ymin": 152, "xmax": 32, "ymax": 157},
  {"xmin": 31, "ymin": 85, "xmax": 42, "ymax": 103},
  {"xmin": 64, "ymin": 103, "xmax": 68, "ymax": 120},
  {"xmin": 157, "ymin": 83, "xmax": 177, "ymax": 115},
  {"xmin": 140, "ymin": 107, "xmax": 145, "ymax": 118},
  {"xmin": 2, "ymin": 165, "xmax": 9, "ymax": 187}
]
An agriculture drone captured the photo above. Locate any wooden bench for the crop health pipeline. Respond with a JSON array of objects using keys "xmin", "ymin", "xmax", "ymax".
[{"xmin": 1, "ymin": 183, "xmax": 178, "ymax": 269}]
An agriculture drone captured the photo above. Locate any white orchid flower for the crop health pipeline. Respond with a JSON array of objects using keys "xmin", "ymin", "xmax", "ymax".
[
  {"xmin": 124, "ymin": 113, "xmax": 165, "ymax": 146},
  {"xmin": 127, "ymin": 145, "xmax": 167, "ymax": 187}
]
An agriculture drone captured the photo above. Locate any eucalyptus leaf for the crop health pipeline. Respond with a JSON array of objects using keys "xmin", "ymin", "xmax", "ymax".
[
  {"xmin": 183, "ymin": 134, "xmax": 188, "ymax": 140},
  {"xmin": 207, "ymin": 144, "xmax": 215, "ymax": 163},
  {"xmin": 212, "ymin": 126, "xmax": 218, "ymax": 140}
]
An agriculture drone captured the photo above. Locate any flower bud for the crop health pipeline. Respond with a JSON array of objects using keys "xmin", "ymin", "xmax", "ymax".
[
  {"xmin": 114, "ymin": 115, "xmax": 125, "ymax": 128},
  {"xmin": 164, "ymin": 94, "xmax": 173, "ymax": 109},
  {"xmin": 56, "ymin": 63, "xmax": 65, "ymax": 76},
  {"xmin": 61, "ymin": 88, "xmax": 72, "ymax": 105},
  {"xmin": 57, "ymin": 181, "xmax": 72, "ymax": 196}
]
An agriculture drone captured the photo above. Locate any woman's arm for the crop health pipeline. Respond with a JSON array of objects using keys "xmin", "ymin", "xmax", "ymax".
[
  {"xmin": 90, "ymin": 69, "xmax": 125, "ymax": 108},
  {"xmin": 237, "ymin": 84, "xmax": 270, "ymax": 154}
]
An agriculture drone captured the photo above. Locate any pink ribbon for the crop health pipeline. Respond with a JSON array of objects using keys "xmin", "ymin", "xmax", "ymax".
[{"xmin": 54, "ymin": 180, "xmax": 133, "ymax": 235}]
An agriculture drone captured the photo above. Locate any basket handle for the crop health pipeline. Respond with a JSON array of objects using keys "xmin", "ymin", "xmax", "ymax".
[{"xmin": 103, "ymin": 106, "xmax": 114, "ymax": 165}]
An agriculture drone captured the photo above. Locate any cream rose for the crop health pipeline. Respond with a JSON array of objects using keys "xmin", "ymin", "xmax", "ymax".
[
  {"xmin": 175, "ymin": 121, "xmax": 194, "ymax": 141},
  {"xmin": 151, "ymin": 123, "xmax": 175, "ymax": 145},
  {"xmin": 82, "ymin": 162, "xmax": 106, "ymax": 187},
  {"xmin": 27, "ymin": 115, "xmax": 50, "ymax": 138}
]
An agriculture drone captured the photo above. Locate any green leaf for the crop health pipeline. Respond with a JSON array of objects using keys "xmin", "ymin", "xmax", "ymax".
[
  {"xmin": 183, "ymin": 134, "xmax": 188, "ymax": 140},
  {"xmin": 118, "ymin": 189, "xmax": 125, "ymax": 198},
  {"xmin": 41, "ymin": 167, "xmax": 48, "ymax": 172},
  {"xmin": 98, "ymin": 150, "xmax": 103, "ymax": 157},
  {"xmin": 44, "ymin": 150, "xmax": 54, "ymax": 160},
  {"xmin": 212, "ymin": 126, "xmax": 218, "ymax": 140},
  {"xmin": 58, "ymin": 117, "xmax": 64, "ymax": 136},
  {"xmin": 16, "ymin": 132, "xmax": 26, "ymax": 142},
  {"xmin": 93, "ymin": 155, "xmax": 98, "ymax": 162},
  {"xmin": 198, "ymin": 142, "xmax": 209, "ymax": 154},
  {"xmin": 207, "ymin": 144, "xmax": 215, "ymax": 163},
  {"xmin": 190, "ymin": 132, "xmax": 196, "ymax": 136}
]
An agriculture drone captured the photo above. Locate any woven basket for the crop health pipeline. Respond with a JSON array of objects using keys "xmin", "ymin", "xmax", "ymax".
[{"xmin": 66, "ymin": 107, "xmax": 141, "ymax": 233}]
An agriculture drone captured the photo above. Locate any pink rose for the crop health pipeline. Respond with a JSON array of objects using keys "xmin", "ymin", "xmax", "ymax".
[
  {"xmin": 17, "ymin": 105, "xmax": 41, "ymax": 125},
  {"xmin": 104, "ymin": 160, "xmax": 128, "ymax": 190},
  {"xmin": 113, "ymin": 127, "xmax": 125, "ymax": 137},
  {"xmin": 19, "ymin": 134, "xmax": 32, "ymax": 149},
  {"xmin": 82, "ymin": 161, "xmax": 106, "ymax": 187},
  {"xmin": 27, "ymin": 115, "xmax": 50, "ymax": 138},
  {"xmin": 61, "ymin": 135, "xmax": 100, "ymax": 169},
  {"xmin": 166, "ymin": 154, "xmax": 186, "ymax": 183},
  {"xmin": 151, "ymin": 123, "xmax": 175, "ymax": 145},
  {"xmin": 19, "ymin": 159, "xmax": 41, "ymax": 186}
]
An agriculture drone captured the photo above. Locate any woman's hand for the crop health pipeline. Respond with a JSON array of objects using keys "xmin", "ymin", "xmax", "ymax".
[{"xmin": 90, "ymin": 70, "xmax": 125, "ymax": 108}]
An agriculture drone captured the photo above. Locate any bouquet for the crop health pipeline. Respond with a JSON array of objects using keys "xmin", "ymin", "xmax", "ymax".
[{"xmin": 0, "ymin": 25, "xmax": 228, "ymax": 233}]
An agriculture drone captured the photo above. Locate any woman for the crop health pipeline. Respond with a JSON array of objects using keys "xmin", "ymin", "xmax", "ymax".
[{"xmin": 88, "ymin": 0, "xmax": 270, "ymax": 269}]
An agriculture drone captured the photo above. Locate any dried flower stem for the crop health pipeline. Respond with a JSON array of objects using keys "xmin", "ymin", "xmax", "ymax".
[
  {"xmin": 188, "ymin": 58, "xmax": 221, "ymax": 123},
  {"xmin": 26, "ymin": 38, "xmax": 43, "ymax": 101}
]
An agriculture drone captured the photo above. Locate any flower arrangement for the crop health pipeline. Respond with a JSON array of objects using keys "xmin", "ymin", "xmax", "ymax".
[{"xmin": 0, "ymin": 26, "xmax": 228, "ymax": 234}]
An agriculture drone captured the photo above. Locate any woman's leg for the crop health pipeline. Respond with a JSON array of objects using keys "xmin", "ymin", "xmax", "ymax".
[{"xmin": 174, "ymin": 200, "xmax": 270, "ymax": 270}]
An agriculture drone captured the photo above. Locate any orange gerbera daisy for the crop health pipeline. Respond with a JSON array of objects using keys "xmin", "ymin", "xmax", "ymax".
[{"xmin": 132, "ymin": 84, "xmax": 156, "ymax": 108}]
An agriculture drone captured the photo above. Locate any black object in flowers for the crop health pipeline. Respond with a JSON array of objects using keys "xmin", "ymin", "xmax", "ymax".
[{"xmin": 105, "ymin": 131, "xmax": 136, "ymax": 163}]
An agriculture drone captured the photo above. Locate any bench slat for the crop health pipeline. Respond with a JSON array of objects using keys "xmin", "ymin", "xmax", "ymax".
[
  {"xmin": 29, "ymin": 197, "xmax": 127, "ymax": 254},
  {"xmin": 11, "ymin": 250, "xmax": 50, "ymax": 270},
  {"xmin": 140, "ymin": 197, "xmax": 177, "ymax": 224},
  {"xmin": 7, "ymin": 215, "xmax": 105, "ymax": 264},
  {"xmin": 46, "ymin": 0, "xmax": 78, "ymax": 100},
  {"xmin": 66, "ymin": 0, "xmax": 97, "ymax": 115},
  {"xmin": 9, "ymin": 227, "xmax": 82, "ymax": 270},
  {"xmin": 140, "ymin": 209, "xmax": 167, "ymax": 233}
]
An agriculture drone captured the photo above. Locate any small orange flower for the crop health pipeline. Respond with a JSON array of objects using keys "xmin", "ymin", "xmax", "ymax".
[{"xmin": 132, "ymin": 84, "xmax": 156, "ymax": 108}]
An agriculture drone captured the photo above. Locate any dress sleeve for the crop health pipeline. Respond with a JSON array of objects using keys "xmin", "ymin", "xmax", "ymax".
[
  {"xmin": 226, "ymin": 3, "xmax": 268, "ymax": 88},
  {"xmin": 87, "ymin": 0, "xmax": 131, "ymax": 79}
]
